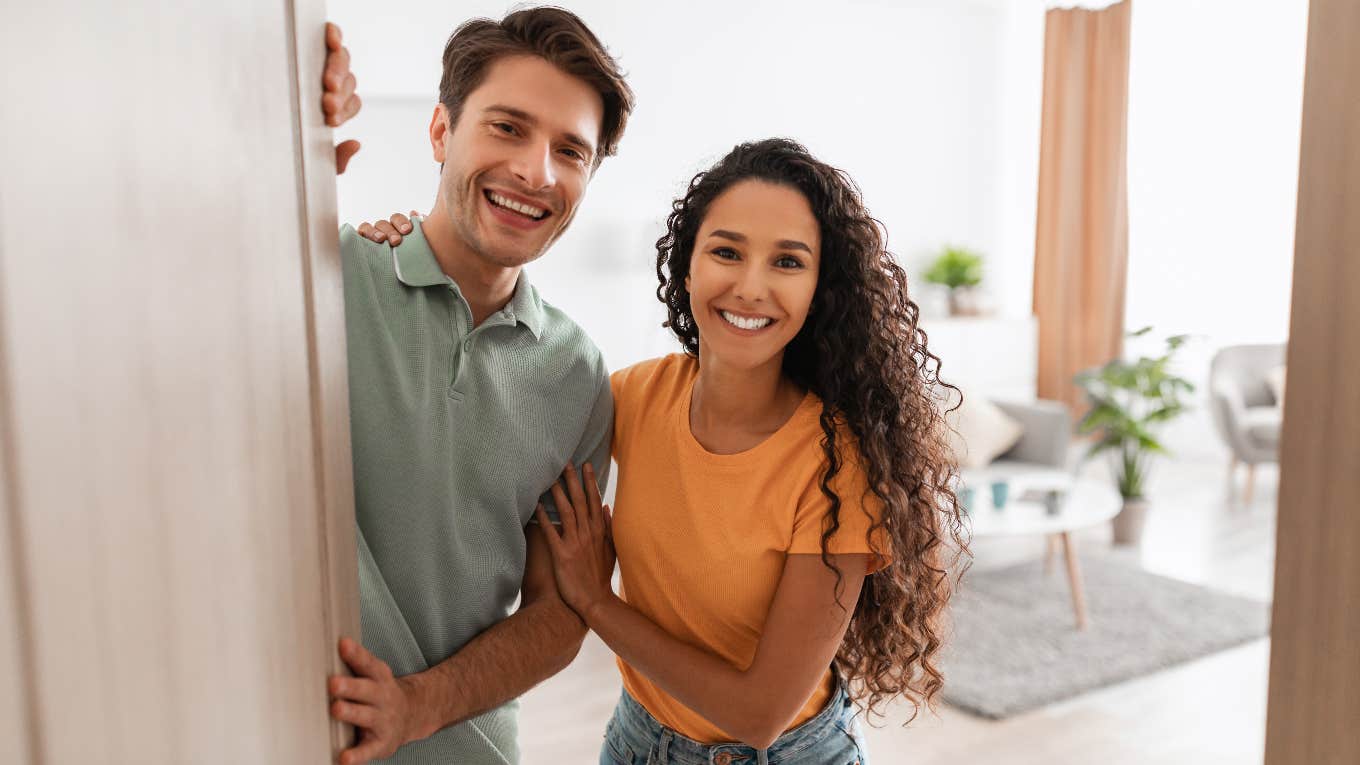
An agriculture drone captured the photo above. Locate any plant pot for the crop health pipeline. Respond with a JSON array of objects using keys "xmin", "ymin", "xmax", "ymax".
[
  {"xmin": 1112, "ymin": 497, "xmax": 1149, "ymax": 546},
  {"xmin": 947, "ymin": 286, "xmax": 983, "ymax": 317}
]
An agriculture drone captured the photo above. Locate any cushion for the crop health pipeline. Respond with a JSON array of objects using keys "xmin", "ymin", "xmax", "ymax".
[
  {"xmin": 1243, "ymin": 406, "xmax": 1283, "ymax": 449},
  {"xmin": 1265, "ymin": 365, "xmax": 1287, "ymax": 405},
  {"xmin": 944, "ymin": 393, "xmax": 1025, "ymax": 469}
]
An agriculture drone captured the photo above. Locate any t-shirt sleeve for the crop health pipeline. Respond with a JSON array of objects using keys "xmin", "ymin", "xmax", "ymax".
[
  {"xmin": 788, "ymin": 443, "xmax": 891, "ymax": 574},
  {"xmin": 531, "ymin": 359, "xmax": 614, "ymax": 526}
]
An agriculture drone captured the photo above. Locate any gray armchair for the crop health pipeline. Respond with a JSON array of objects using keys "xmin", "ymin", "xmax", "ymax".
[
  {"xmin": 1208, "ymin": 343, "xmax": 1286, "ymax": 503},
  {"xmin": 993, "ymin": 399, "xmax": 1072, "ymax": 471}
]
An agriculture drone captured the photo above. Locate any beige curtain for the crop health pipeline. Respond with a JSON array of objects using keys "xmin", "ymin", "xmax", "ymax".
[{"xmin": 1033, "ymin": 0, "xmax": 1133, "ymax": 410}]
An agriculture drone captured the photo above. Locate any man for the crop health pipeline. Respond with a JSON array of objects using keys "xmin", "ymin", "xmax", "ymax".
[{"xmin": 319, "ymin": 8, "xmax": 634, "ymax": 765}]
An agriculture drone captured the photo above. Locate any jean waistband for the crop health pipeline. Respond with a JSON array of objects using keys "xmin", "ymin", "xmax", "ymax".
[{"xmin": 607, "ymin": 680, "xmax": 855, "ymax": 765}]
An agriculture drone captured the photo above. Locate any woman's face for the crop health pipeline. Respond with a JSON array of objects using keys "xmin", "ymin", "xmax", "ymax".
[{"xmin": 686, "ymin": 179, "xmax": 821, "ymax": 373}]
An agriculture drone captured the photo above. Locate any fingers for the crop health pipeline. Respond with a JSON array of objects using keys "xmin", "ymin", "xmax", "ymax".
[
  {"xmin": 328, "ymin": 675, "xmax": 381, "ymax": 705},
  {"xmin": 338, "ymin": 92, "xmax": 362, "ymax": 125},
  {"xmin": 390, "ymin": 213, "xmax": 412, "ymax": 234},
  {"xmin": 335, "ymin": 139, "xmax": 361, "ymax": 175},
  {"xmin": 356, "ymin": 222, "xmax": 387, "ymax": 243},
  {"xmin": 603, "ymin": 504, "xmax": 616, "ymax": 560},
  {"xmin": 324, "ymin": 90, "xmax": 358, "ymax": 127},
  {"xmin": 549, "ymin": 481, "xmax": 578, "ymax": 541},
  {"xmin": 409, "ymin": 210, "xmax": 422, "ymax": 219},
  {"xmin": 583, "ymin": 463, "xmax": 604, "ymax": 528},
  {"xmin": 534, "ymin": 503, "xmax": 561, "ymax": 548},
  {"xmin": 325, "ymin": 21, "xmax": 342, "ymax": 52},
  {"xmin": 338, "ymin": 638, "xmax": 391, "ymax": 680},
  {"xmin": 562, "ymin": 464, "xmax": 595, "ymax": 535},
  {"xmin": 330, "ymin": 699, "xmax": 377, "ymax": 729},
  {"xmin": 373, "ymin": 220, "xmax": 402, "ymax": 246},
  {"xmin": 340, "ymin": 734, "xmax": 389, "ymax": 765},
  {"xmin": 323, "ymin": 45, "xmax": 352, "ymax": 89}
]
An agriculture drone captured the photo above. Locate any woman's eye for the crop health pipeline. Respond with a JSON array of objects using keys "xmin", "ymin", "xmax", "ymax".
[
  {"xmin": 712, "ymin": 247, "xmax": 740, "ymax": 260},
  {"xmin": 776, "ymin": 256, "xmax": 804, "ymax": 269}
]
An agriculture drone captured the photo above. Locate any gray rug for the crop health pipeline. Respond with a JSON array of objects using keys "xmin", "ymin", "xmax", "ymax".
[{"xmin": 940, "ymin": 556, "xmax": 1271, "ymax": 719}]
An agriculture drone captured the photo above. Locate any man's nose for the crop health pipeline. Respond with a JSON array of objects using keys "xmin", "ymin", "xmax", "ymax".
[{"xmin": 508, "ymin": 140, "xmax": 556, "ymax": 192}]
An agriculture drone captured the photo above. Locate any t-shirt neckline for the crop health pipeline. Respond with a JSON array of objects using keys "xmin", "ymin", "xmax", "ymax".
[{"xmin": 676, "ymin": 362, "xmax": 819, "ymax": 466}]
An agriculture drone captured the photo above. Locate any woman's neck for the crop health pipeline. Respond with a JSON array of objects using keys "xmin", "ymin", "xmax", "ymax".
[{"xmin": 690, "ymin": 349, "xmax": 804, "ymax": 454}]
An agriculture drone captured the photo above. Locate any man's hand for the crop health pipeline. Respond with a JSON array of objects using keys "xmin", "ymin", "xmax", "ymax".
[
  {"xmin": 328, "ymin": 637, "xmax": 431, "ymax": 765},
  {"xmin": 322, "ymin": 22, "xmax": 362, "ymax": 173},
  {"xmin": 356, "ymin": 211, "xmax": 423, "ymax": 246},
  {"xmin": 533, "ymin": 462, "xmax": 617, "ymax": 623}
]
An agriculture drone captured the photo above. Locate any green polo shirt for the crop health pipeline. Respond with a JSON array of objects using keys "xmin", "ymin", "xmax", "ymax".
[{"xmin": 339, "ymin": 220, "xmax": 612, "ymax": 765}]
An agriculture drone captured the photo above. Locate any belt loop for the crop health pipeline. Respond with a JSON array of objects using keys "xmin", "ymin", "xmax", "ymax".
[
  {"xmin": 757, "ymin": 748, "xmax": 769, "ymax": 765},
  {"xmin": 656, "ymin": 729, "xmax": 672, "ymax": 764}
]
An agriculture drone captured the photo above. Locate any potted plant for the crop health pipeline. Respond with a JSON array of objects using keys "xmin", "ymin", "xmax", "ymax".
[
  {"xmin": 924, "ymin": 246, "xmax": 984, "ymax": 316},
  {"xmin": 1074, "ymin": 328, "xmax": 1194, "ymax": 545}
]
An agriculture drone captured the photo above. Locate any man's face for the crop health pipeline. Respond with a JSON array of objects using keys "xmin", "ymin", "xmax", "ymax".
[{"xmin": 430, "ymin": 55, "xmax": 604, "ymax": 269}]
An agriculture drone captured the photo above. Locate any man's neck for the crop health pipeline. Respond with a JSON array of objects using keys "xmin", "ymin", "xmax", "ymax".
[{"xmin": 420, "ymin": 204, "xmax": 520, "ymax": 327}]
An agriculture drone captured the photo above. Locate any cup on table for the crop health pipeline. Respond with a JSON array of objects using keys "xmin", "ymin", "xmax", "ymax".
[
  {"xmin": 959, "ymin": 486, "xmax": 975, "ymax": 514},
  {"xmin": 990, "ymin": 480, "xmax": 1009, "ymax": 510},
  {"xmin": 1043, "ymin": 489, "xmax": 1064, "ymax": 516}
]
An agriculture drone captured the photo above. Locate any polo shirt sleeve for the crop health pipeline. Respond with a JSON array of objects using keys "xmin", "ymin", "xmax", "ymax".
[{"xmin": 532, "ymin": 363, "xmax": 614, "ymax": 526}]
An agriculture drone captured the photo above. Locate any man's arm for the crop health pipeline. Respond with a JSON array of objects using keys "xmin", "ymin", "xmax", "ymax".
[
  {"xmin": 328, "ymin": 369, "xmax": 613, "ymax": 764},
  {"xmin": 407, "ymin": 368, "xmax": 613, "ymax": 733},
  {"xmin": 402, "ymin": 527, "xmax": 587, "ymax": 738}
]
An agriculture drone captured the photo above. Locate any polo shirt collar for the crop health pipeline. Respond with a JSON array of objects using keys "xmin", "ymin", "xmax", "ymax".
[{"xmin": 392, "ymin": 222, "xmax": 546, "ymax": 341}]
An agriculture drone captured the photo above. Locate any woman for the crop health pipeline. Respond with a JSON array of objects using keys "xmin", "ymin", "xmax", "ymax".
[{"xmin": 363, "ymin": 139, "xmax": 967, "ymax": 764}]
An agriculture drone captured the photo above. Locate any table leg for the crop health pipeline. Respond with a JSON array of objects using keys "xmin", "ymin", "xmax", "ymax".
[
  {"xmin": 1060, "ymin": 531, "xmax": 1089, "ymax": 630},
  {"xmin": 1043, "ymin": 534, "xmax": 1058, "ymax": 575}
]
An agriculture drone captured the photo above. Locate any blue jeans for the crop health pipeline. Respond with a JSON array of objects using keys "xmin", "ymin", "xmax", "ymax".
[{"xmin": 598, "ymin": 681, "xmax": 869, "ymax": 765}]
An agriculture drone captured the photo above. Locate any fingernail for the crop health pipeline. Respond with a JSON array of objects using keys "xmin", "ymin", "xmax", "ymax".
[
  {"xmin": 375, "ymin": 232, "xmax": 386, "ymax": 240},
  {"xmin": 400, "ymin": 224, "xmax": 411, "ymax": 233}
]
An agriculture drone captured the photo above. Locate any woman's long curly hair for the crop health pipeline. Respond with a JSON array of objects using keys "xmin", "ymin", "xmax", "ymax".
[{"xmin": 656, "ymin": 138, "xmax": 970, "ymax": 722}]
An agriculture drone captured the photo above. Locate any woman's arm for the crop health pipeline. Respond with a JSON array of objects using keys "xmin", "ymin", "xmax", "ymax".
[
  {"xmin": 588, "ymin": 553, "xmax": 864, "ymax": 749},
  {"xmin": 535, "ymin": 465, "xmax": 867, "ymax": 749}
]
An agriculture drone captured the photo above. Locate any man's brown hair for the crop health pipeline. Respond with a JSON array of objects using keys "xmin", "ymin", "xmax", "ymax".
[{"xmin": 438, "ymin": 6, "xmax": 634, "ymax": 164}]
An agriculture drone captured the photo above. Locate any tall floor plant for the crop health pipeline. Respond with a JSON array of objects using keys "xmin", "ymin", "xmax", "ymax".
[{"xmin": 1074, "ymin": 327, "xmax": 1194, "ymax": 543}]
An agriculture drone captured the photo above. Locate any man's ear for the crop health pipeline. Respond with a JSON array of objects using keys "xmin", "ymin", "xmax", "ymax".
[{"xmin": 429, "ymin": 103, "xmax": 451, "ymax": 163}]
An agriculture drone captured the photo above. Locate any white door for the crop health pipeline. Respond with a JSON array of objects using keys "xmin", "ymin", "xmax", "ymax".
[{"xmin": 0, "ymin": 1, "xmax": 359, "ymax": 762}]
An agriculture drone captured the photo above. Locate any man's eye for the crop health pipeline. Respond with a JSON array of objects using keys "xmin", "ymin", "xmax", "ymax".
[
  {"xmin": 493, "ymin": 122, "xmax": 517, "ymax": 135},
  {"xmin": 560, "ymin": 148, "xmax": 584, "ymax": 161}
]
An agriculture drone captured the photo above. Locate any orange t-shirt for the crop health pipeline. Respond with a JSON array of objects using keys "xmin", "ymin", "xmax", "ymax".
[{"xmin": 608, "ymin": 354, "xmax": 887, "ymax": 743}]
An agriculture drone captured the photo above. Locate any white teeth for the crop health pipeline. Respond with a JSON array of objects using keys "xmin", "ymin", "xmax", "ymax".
[
  {"xmin": 720, "ymin": 310, "xmax": 773, "ymax": 331},
  {"xmin": 488, "ymin": 192, "xmax": 546, "ymax": 219}
]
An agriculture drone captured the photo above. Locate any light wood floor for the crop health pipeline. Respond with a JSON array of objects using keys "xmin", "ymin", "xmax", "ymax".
[{"xmin": 519, "ymin": 454, "xmax": 1277, "ymax": 764}]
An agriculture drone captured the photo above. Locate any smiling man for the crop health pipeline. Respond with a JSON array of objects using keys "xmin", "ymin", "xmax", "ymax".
[{"xmin": 325, "ymin": 8, "xmax": 634, "ymax": 765}]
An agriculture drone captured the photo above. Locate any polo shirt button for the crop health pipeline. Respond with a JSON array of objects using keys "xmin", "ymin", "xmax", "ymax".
[{"xmin": 463, "ymin": 339, "xmax": 472, "ymax": 352}]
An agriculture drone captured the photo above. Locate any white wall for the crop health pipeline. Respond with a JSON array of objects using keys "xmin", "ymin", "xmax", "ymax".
[
  {"xmin": 325, "ymin": 0, "xmax": 1309, "ymax": 463},
  {"xmin": 328, "ymin": 0, "xmax": 1038, "ymax": 371},
  {"xmin": 1124, "ymin": 0, "xmax": 1308, "ymax": 459}
]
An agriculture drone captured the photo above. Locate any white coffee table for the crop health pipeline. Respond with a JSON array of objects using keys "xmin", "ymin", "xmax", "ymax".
[{"xmin": 960, "ymin": 469, "xmax": 1122, "ymax": 630}]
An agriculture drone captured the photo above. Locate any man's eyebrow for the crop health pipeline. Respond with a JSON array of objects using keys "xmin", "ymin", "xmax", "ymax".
[
  {"xmin": 484, "ymin": 104, "xmax": 596, "ymax": 158},
  {"xmin": 708, "ymin": 229, "xmax": 813, "ymax": 254},
  {"xmin": 484, "ymin": 104, "xmax": 537, "ymax": 124}
]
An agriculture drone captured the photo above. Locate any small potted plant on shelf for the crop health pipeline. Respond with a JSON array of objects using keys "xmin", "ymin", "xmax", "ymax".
[
  {"xmin": 924, "ymin": 245, "xmax": 984, "ymax": 316},
  {"xmin": 1074, "ymin": 328, "xmax": 1194, "ymax": 545}
]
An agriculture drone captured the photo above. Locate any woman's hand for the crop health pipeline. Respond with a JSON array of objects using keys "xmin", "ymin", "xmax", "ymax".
[
  {"xmin": 534, "ymin": 462, "xmax": 616, "ymax": 623},
  {"xmin": 356, "ymin": 211, "xmax": 423, "ymax": 246}
]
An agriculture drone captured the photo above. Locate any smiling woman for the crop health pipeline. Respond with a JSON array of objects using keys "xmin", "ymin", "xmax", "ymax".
[{"xmin": 524, "ymin": 138, "xmax": 970, "ymax": 764}]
